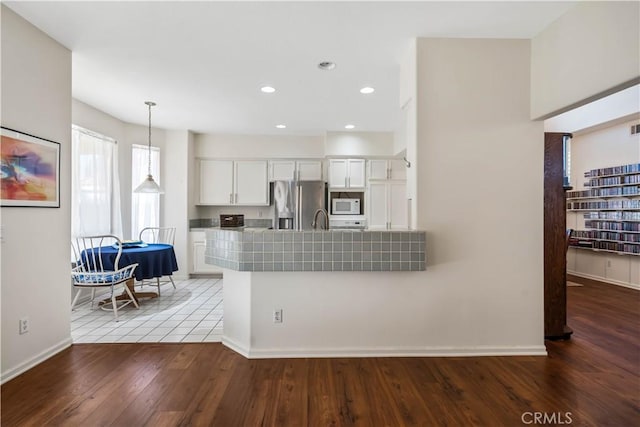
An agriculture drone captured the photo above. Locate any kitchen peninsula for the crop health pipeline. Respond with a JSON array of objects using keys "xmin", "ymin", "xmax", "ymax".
[{"xmin": 205, "ymin": 228, "xmax": 426, "ymax": 358}]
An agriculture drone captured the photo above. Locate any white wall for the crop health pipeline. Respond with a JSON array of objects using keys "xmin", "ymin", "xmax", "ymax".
[
  {"xmin": 566, "ymin": 119, "xmax": 640, "ymax": 289},
  {"xmin": 324, "ymin": 132, "xmax": 394, "ymax": 157},
  {"xmin": 164, "ymin": 130, "xmax": 191, "ymax": 279},
  {"xmin": 223, "ymin": 271, "xmax": 545, "ymax": 357},
  {"xmin": 397, "ymin": 39, "xmax": 418, "ymax": 229},
  {"xmin": 531, "ymin": 1, "xmax": 640, "ymax": 119},
  {"xmin": 544, "ymin": 85, "xmax": 640, "ymax": 134},
  {"xmin": 416, "ymin": 38, "xmax": 545, "ymax": 349},
  {"xmin": 195, "ymin": 134, "xmax": 324, "ymax": 159},
  {"xmin": 1, "ymin": 6, "xmax": 72, "ymax": 382}
]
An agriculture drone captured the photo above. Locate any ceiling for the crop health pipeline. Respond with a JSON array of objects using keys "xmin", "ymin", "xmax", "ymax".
[{"xmin": 5, "ymin": 1, "xmax": 576, "ymax": 136}]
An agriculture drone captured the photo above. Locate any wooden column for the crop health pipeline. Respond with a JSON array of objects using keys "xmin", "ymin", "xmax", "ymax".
[{"xmin": 544, "ymin": 132, "xmax": 573, "ymax": 339}]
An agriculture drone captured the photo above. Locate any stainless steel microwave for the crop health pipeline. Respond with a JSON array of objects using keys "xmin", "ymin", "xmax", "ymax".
[{"xmin": 332, "ymin": 198, "xmax": 360, "ymax": 215}]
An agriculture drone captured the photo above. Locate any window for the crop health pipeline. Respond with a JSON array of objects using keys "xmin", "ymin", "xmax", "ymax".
[
  {"xmin": 71, "ymin": 125, "xmax": 122, "ymax": 237},
  {"xmin": 131, "ymin": 144, "xmax": 160, "ymax": 239}
]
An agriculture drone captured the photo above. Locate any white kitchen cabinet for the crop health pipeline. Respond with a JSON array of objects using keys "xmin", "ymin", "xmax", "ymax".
[
  {"xmin": 368, "ymin": 181, "xmax": 408, "ymax": 230},
  {"xmin": 269, "ymin": 160, "xmax": 323, "ymax": 181},
  {"xmin": 199, "ymin": 160, "xmax": 234, "ymax": 205},
  {"xmin": 198, "ymin": 159, "xmax": 268, "ymax": 205},
  {"xmin": 235, "ymin": 160, "xmax": 269, "ymax": 205},
  {"xmin": 297, "ymin": 160, "xmax": 323, "ymax": 181},
  {"xmin": 368, "ymin": 159, "xmax": 406, "ymax": 180},
  {"xmin": 190, "ymin": 231, "xmax": 223, "ymax": 274},
  {"xmin": 328, "ymin": 159, "xmax": 365, "ymax": 188}
]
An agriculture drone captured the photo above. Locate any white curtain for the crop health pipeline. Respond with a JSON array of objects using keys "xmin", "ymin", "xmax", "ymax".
[
  {"xmin": 71, "ymin": 125, "xmax": 122, "ymax": 237},
  {"xmin": 131, "ymin": 144, "xmax": 160, "ymax": 240}
]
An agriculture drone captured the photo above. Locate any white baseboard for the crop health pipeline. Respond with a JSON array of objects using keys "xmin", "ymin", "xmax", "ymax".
[
  {"xmin": 221, "ymin": 342, "xmax": 547, "ymax": 359},
  {"xmin": 1, "ymin": 337, "xmax": 72, "ymax": 385},
  {"xmin": 568, "ymin": 271, "xmax": 640, "ymax": 290},
  {"xmin": 221, "ymin": 335, "xmax": 250, "ymax": 357}
]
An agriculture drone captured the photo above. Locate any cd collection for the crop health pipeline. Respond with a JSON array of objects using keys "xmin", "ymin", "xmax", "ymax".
[
  {"xmin": 584, "ymin": 163, "xmax": 640, "ymax": 178},
  {"xmin": 569, "ymin": 163, "xmax": 640, "ymax": 256},
  {"xmin": 567, "ymin": 186, "xmax": 640, "ymax": 198},
  {"xmin": 584, "ymin": 220, "xmax": 640, "ymax": 231},
  {"xmin": 582, "ymin": 211, "xmax": 640, "ymax": 220},
  {"xmin": 567, "ymin": 200, "xmax": 640, "ymax": 210},
  {"xmin": 584, "ymin": 173, "xmax": 640, "ymax": 188}
]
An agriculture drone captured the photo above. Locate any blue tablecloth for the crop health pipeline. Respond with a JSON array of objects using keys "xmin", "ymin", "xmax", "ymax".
[{"xmin": 91, "ymin": 243, "xmax": 179, "ymax": 281}]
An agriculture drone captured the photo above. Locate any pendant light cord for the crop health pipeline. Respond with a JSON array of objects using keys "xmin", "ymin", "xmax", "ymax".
[
  {"xmin": 147, "ymin": 102, "xmax": 152, "ymax": 176},
  {"xmin": 145, "ymin": 101, "xmax": 156, "ymax": 177}
]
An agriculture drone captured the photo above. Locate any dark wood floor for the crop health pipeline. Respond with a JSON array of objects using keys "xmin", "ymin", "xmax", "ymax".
[{"xmin": 2, "ymin": 279, "xmax": 639, "ymax": 426}]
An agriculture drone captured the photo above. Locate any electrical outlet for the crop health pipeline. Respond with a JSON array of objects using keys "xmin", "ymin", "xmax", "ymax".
[
  {"xmin": 19, "ymin": 317, "xmax": 29, "ymax": 335},
  {"xmin": 607, "ymin": 259, "xmax": 612, "ymax": 268},
  {"xmin": 273, "ymin": 309, "xmax": 283, "ymax": 323}
]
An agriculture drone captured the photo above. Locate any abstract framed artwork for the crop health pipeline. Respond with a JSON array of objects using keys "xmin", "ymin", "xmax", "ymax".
[{"xmin": 1, "ymin": 126, "xmax": 60, "ymax": 207}]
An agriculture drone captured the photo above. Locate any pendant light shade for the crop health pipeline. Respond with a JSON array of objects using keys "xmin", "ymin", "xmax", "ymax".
[{"xmin": 134, "ymin": 101, "xmax": 164, "ymax": 194}]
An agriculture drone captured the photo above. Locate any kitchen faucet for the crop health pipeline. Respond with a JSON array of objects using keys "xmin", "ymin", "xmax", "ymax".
[{"xmin": 312, "ymin": 208, "xmax": 329, "ymax": 230}]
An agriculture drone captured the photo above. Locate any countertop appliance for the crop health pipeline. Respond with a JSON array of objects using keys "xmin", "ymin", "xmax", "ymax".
[
  {"xmin": 329, "ymin": 215, "xmax": 367, "ymax": 230},
  {"xmin": 273, "ymin": 180, "xmax": 326, "ymax": 230},
  {"xmin": 332, "ymin": 198, "xmax": 360, "ymax": 215},
  {"xmin": 219, "ymin": 214, "xmax": 244, "ymax": 228}
]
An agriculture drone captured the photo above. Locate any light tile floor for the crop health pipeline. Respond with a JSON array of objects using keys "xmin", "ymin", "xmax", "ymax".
[{"xmin": 71, "ymin": 277, "xmax": 223, "ymax": 344}]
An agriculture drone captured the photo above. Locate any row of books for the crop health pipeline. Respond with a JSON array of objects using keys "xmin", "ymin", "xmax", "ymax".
[
  {"xmin": 583, "ymin": 211, "xmax": 640, "ymax": 221},
  {"xmin": 584, "ymin": 220, "xmax": 640, "ymax": 231},
  {"xmin": 572, "ymin": 230, "xmax": 640, "ymax": 242},
  {"xmin": 567, "ymin": 186, "xmax": 640, "ymax": 198},
  {"xmin": 570, "ymin": 241, "xmax": 640, "ymax": 254},
  {"xmin": 585, "ymin": 174, "xmax": 640, "ymax": 187},
  {"xmin": 584, "ymin": 163, "xmax": 640, "ymax": 178},
  {"xmin": 567, "ymin": 200, "xmax": 640, "ymax": 210}
]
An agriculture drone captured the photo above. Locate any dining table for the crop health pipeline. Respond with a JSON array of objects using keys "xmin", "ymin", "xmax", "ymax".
[{"xmin": 95, "ymin": 243, "xmax": 179, "ymax": 303}]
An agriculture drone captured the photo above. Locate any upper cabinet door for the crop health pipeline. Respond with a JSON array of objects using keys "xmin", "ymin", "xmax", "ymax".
[
  {"xmin": 389, "ymin": 159, "xmax": 407, "ymax": 180},
  {"xmin": 199, "ymin": 159, "xmax": 234, "ymax": 205},
  {"xmin": 235, "ymin": 160, "xmax": 269, "ymax": 205},
  {"xmin": 270, "ymin": 160, "xmax": 296, "ymax": 181},
  {"xmin": 388, "ymin": 181, "xmax": 408, "ymax": 229},
  {"xmin": 368, "ymin": 182, "xmax": 389, "ymax": 229},
  {"xmin": 368, "ymin": 160, "xmax": 389, "ymax": 180},
  {"xmin": 329, "ymin": 159, "xmax": 348, "ymax": 188},
  {"xmin": 347, "ymin": 159, "xmax": 366, "ymax": 188},
  {"xmin": 297, "ymin": 160, "xmax": 323, "ymax": 181}
]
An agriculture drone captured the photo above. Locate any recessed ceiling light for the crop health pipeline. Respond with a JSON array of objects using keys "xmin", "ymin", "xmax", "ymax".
[
  {"xmin": 261, "ymin": 86, "xmax": 276, "ymax": 93},
  {"xmin": 318, "ymin": 61, "xmax": 336, "ymax": 70},
  {"xmin": 360, "ymin": 87, "xmax": 375, "ymax": 94},
  {"xmin": 345, "ymin": 124, "xmax": 355, "ymax": 129},
  {"xmin": 276, "ymin": 124, "xmax": 286, "ymax": 129}
]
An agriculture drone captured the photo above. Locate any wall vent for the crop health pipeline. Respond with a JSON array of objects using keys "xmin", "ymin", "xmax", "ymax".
[{"xmin": 631, "ymin": 123, "xmax": 640, "ymax": 135}]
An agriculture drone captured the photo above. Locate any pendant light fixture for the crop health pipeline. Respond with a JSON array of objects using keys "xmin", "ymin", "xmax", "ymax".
[{"xmin": 134, "ymin": 101, "xmax": 164, "ymax": 194}]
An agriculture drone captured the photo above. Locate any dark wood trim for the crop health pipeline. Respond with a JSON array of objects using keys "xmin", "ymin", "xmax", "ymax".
[{"xmin": 544, "ymin": 132, "xmax": 573, "ymax": 339}]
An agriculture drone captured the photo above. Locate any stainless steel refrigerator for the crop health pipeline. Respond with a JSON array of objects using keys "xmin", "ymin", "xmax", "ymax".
[{"xmin": 272, "ymin": 180, "xmax": 326, "ymax": 230}]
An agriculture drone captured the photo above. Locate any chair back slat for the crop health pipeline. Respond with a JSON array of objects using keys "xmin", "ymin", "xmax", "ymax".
[
  {"xmin": 71, "ymin": 235, "xmax": 122, "ymax": 274},
  {"xmin": 139, "ymin": 227, "xmax": 176, "ymax": 245}
]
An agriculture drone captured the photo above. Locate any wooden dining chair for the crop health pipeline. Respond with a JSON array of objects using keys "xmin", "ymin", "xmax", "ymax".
[
  {"xmin": 71, "ymin": 235, "xmax": 139, "ymax": 321},
  {"xmin": 138, "ymin": 226, "xmax": 177, "ymax": 295}
]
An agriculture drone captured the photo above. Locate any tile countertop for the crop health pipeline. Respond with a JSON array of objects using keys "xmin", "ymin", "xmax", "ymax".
[{"xmin": 204, "ymin": 228, "xmax": 426, "ymax": 272}]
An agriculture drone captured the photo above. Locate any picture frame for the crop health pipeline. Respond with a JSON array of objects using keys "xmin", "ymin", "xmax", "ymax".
[{"xmin": 1, "ymin": 126, "xmax": 61, "ymax": 208}]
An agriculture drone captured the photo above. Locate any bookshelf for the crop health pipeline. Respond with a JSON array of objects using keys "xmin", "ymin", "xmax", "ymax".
[{"xmin": 567, "ymin": 163, "xmax": 640, "ymax": 256}]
